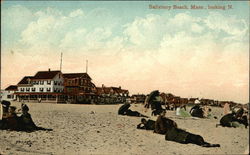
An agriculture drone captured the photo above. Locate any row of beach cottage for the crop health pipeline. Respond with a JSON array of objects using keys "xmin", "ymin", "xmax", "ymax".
[
  {"xmin": 2, "ymin": 69, "xmax": 129, "ymax": 104},
  {"xmin": 1, "ymin": 69, "xmax": 245, "ymax": 108}
]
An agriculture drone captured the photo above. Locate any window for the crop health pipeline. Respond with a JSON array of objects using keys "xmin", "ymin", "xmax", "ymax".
[
  {"xmin": 33, "ymin": 81, "xmax": 36, "ymax": 85},
  {"xmin": 47, "ymin": 88, "xmax": 51, "ymax": 92},
  {"xmin": 54, "ymin": 81, "xmax": 58, "ymax": 85},
  {"xmin": 36, "ymin": 81, "xmax": 39, "ymax": 85},
  {"xmin": 39, "ymin": 88, "xmax": 44, "ymax": 92},
  {"xmin": 7, "ymin": 95, "xmax": 12, "ymax": 99},
  {"xmin": 47, "ymin": 80, "xmax": 51, "ymax": 85},
  {"xmin": 32, "ymin": 88, "xmax": 36, "ymax": 92},
  {"xmin": 21, "ymin": 88, "xmax": 24, "ymax": 92},
  {"xmin": 26, "ymin": 88, "xmax": 30, "ymax": 92},
  {"xmin": 40, "ymin": 81, "xmax": 44, "ymax": 85}
]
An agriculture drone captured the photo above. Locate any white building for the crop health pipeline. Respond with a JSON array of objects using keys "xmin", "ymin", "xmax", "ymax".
[
  {"xmin": 15, "ymin": 69, "xmax": 65, "ymax": 103},
  {"xmin": 0, "ymin": 85, "xmax": 18, "ymax": 101}
]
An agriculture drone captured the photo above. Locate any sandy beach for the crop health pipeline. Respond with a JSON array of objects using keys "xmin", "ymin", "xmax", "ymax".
[{"xmin": 0, "ymin": 101, "xmax": 249, "ymax": 155}]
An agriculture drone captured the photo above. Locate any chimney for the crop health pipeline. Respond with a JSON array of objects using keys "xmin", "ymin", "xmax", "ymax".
[
  {"xmin": 102, "ymin": 84, "xmax": 104, "ymax": 88},
  {"xmin": 48, "ymin": 68, "xmax": 51, "ymax": 72},
  {"xmin": 119, "ymin": 86, "xmax": 121, "ymax": 89}
]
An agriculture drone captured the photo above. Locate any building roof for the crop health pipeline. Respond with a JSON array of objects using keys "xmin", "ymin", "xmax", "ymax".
[
  {"xmin": 5, "ymin": 85, "xmax": 18, "ymax": 91},
  {"xmin": 95, "ymin": 86, "xmax": 128, "ymax": 95},
  {"xmin": 63, "ymin": 73, "xmax": 91, "ymax": 80},
  {"xmin": 18, "ymin": 76, "xmax": 33, "ymax": 85},
  {"xmin": 32, "ymin": 70, "xmax": 61, "ymax": 80}
]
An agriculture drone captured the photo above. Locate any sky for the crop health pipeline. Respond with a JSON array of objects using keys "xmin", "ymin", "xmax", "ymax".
[{"xmin": 1, "ymin": 1, "xmax": 249, "ymax": 103}]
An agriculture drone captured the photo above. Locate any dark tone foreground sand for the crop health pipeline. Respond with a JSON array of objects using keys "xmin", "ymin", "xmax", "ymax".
[{"xmin": 0, "ymin": 102, "xmax": 249, "ymax": 155}]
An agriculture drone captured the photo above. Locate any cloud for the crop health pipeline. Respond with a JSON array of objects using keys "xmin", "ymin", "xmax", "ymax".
[
  {"xmin": 205, "ymin": 12, "xmax": 248, "ymax": 41},
  {"xmin": 1, "ymin": 6, "xmax": 249, "ymax": 103},
  {"xmin": 69, "ymin": 9, "xmax": 84, "ymax": 18},
  {"xmin": 2, "ymin": 5, "xmax": 34, "ymax": 31}
]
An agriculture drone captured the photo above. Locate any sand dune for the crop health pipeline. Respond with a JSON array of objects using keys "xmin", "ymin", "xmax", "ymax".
[{"xmin": 0, "ymin": 102, "xmax": 249, "ymax": 155}]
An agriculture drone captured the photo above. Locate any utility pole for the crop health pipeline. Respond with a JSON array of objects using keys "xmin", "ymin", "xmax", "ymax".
[
  {"xmin": 86, "ymin": 60, "xmax": 88, "ymax": 73},
  {"xmin": 60, "ymin": 52, "xmax": 63, "ymax": 71}
]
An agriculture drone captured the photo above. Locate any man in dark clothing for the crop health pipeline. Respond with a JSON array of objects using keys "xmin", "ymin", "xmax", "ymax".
[
  {"xmin": 6, "ymin": 106, "xmax": 19, "ymax": 130},
  {"xmin": 219, "ymin": 113, "xmax": 238, "ymax": 127},
  {"xmin": 218, "ymin": 112, "xmax": 248, "ymax": 128},
  {"xmin": 151, "ymin": 101, "xmax": 164, "ymax": 116},
  {"xmin": 155, "ymin": 111, "xmax": 220, "ymax": 147},
  {"xmin": 137, "ymin": 118, "xmax": 155, "ymax": 130},
  {"xmin": 235, "ymin": 107, "xmax": 244, "ymax": 119},
  {"xmin": 118, "ymin": 104, "xmax": 148, "ymax": 118},
  {"xmin": 165, "ymin": 127, "xmax": 220, "ymax": 147},
  {"xmin": 154, "ymin": 110, "xmax": 177, "ymax": 134},
  {"xmin": 190, "ymin": 105, "xmax": 204, "ymax": 118}
]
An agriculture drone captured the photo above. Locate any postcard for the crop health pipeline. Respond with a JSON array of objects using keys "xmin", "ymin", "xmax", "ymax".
[{"xmin": 1, "ymin": 0, "xmax": 249, "ymax": 155}]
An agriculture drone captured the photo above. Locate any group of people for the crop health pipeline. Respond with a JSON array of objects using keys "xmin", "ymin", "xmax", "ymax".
[
  {"xmin": 137, "ymin": 110, "xmax": 220, "ymax": 147},
  {"xmin": 0, "ymin": 100, "xmax": 52, "ymax": 132},
  {"xmin": 217, "ymin": 107, "xmax": 248, "ymax": 128},
  {"xmin": 118, "ymin": 90, "xmax": 221, "ymax": 147},
  {"xmin": 129, "ymin": 90, "xmax": 248, "ymax": 147}
]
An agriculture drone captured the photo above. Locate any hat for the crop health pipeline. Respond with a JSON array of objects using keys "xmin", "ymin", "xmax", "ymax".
[{"xmin": 21, "ymin": 104, "xmax": 29, "ymax": 111}]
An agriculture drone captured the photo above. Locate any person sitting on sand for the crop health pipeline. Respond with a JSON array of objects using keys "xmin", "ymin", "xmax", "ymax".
[
  {"xmin": 1, "ymin": 105, "xmax": 19, "ymax": 130},
  {"xmin": 216, "ymin": 112, "xmax": 247, "ymax": 128},
  {"xmin": 5, "ymin": 106, "xmax": 19, "ymax": 130},
  {"xmin": 137, "ymin": 118, "xmax": 155, "ymax": 130},
  {"xmin": 151, "ymin": 100, "xmax": 164, "ymax": 116},
  {"xmin": 235, "ymin": 107, "xmax": 244, "ymax": 119},
  {"xmin": 0, "ymin": 100, "xmax": 11, "ymax": 129},
  {"xmin": 190, "ymin": 105, "xmax": 204, "ymax": 118},
  {"xmin": 18, "ymin": 104, "xmax": 52, "ymax": 132},
  {"xmin": 1, "ymin": 100, "xmax": 11, "ymax": 119},
  {"xmin": 238, "ymin": 113, "xmax": 248, "ymax": 128}
]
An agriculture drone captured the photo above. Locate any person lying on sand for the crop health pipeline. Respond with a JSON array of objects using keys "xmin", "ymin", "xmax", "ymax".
[
  {"xmin": 154, "ymin": 110, "xmax": 178, "ymax": 134},
  {"xmin": 137, "ymin": 118, "xmax": 155, "ymax": 130},
  {"xmin": 18, "ymin": 104, "xmax": 53, "ymax": 132},
  {"xmin": 165, "ymin": 127, "xmax": 220, "ymax": 147},
  {"xmin": 155, "ymin": 111, "xmax": 220, "ymax": 147},
  {"xmin": 118, "ymin": 103, "xmax": 148, "ymax": 118}
]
